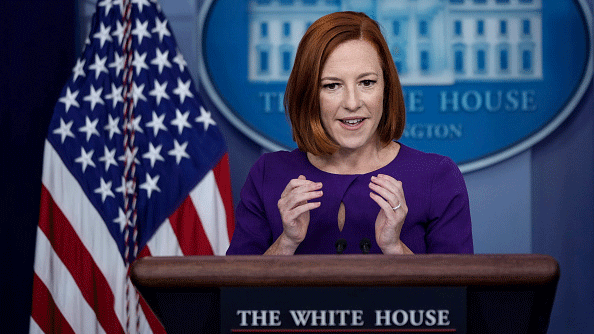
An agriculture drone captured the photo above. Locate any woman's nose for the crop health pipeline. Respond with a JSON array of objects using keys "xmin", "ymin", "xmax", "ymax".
[{"xmin": 342, "ymin": 86, "xmax": 361, "ymax": 111}]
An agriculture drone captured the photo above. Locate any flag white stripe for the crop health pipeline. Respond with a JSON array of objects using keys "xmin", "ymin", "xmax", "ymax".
[
  {"xmin": 41, "ymin": 140, "xmax": 154, "ymax": 333},
  {"xmin": 33, "ymin": 227, "xmax": 106, "ymax": 334},
  {"xmin": 189, "ymin": 170, "xmax": 230, "ymax": 255},
  {"xmin": 127, "ymin": 280, "xmax": 153, "ymax": 334},
  {"xmin": 42, "ymin": 140, "xmax": 127, "ymax": 325},
  {"xmin": 28, "ymin": 315, "xmax": 44, "ymax": 334},
  {"xmin": 147, "ymin": 218, "xmax": 184, "ymax": 256}
]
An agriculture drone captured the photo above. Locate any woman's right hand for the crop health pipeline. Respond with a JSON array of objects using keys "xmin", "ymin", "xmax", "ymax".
[{"xmin": 266, "ymin": 175, "xmax": 322, "ymax": 255}]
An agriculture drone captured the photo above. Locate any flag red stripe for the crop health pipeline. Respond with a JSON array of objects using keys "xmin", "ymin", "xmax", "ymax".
[
  {"xmin": 31, "ymin": 273, "xmax": 76, "ymax": 334},
  {"xmin": 38, "ymin": 186, "xmax": 124, "ymax": 334},
  {"xmin": 33, "ymin": 0, "xmax": 236, "ymax": 331},
  {"xmin": 138, "ymin": 294, "xmax": 167, "ymax": 334},
  {"xmin": 168, "ymin": 196, "xmax": 214, "ymax": 255},
  {"xmin": 213, "ymin": 153, "xmax": 235, "ymax": 241},
  {"xmin": 137, "ymin": 245, "xmax": 152, "ymax": 259}
]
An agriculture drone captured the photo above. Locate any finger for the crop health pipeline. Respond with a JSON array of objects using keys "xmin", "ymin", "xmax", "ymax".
[
  {"xmin": 369, "ymin": 181, "xmax": 402, "ymax": 209},
  {"xmin": 282, "ymin": 177, "xmax": 313, "ymax": 195},
  {"xmin": 285, "ymin": 201, "xmax": 322, "ymax": 221},
  {"xmin": 370, "ymin": 192, "xmax": 406, "ymax": 218},
  {"xmin": 280, "ymin": 189, "xmax": 323, "ymax": 211},
  {"xmin": 371, "ymin": 176, "xmax": 405, "ymax": 205},
  {"xmin": 369, "ymin": 192, "xmax": 396, "ymax": 215},
  {"xmin": 284, "ymin": 182, "xmax": 323, "ymax": 203},
  {"xmin": 372, "ymin": 175, "xmax": 404, "ymax": 195},
  {"xmin": 281, "ymin": 176, "xmax": 322, "ymax": 198}
]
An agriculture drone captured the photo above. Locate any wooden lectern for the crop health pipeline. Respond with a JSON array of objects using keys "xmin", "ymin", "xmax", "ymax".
[{"xmin": 131, "ymin": 254, "xmax": 559, "ymax": 334}]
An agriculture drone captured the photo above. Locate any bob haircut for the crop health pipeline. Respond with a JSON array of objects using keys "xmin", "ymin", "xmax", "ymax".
[{"xmin": 285, "ymin": 11, "xmax": 406, "ymax": 156}]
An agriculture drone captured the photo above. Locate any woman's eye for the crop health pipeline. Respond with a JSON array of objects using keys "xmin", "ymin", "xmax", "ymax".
[
  {"xmin": 323, "ymin": 83, "xmax": 339, "ymax": 90},
  {"xmin": 361, "ymin": 80, "xmax": 376, "ymax": 87}
]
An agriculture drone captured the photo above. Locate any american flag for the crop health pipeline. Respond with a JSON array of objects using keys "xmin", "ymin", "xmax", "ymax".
[{"xmin": 30, "ymin": 0, "xmax": 234, "ymax": 333}]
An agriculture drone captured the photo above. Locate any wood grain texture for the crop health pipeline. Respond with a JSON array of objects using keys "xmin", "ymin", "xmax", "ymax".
[{"xmin": 130, "ymin": 254, "xmax": 559, "ymax": 288}]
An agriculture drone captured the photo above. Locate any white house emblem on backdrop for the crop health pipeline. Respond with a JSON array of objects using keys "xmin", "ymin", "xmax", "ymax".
[
  {"xmin": 199, "ymin": 0, "xmax": 592, "ymax": 173},
  {"xmin": 247, "ymin": 0, "xmax": 542, "ymax": 86}
]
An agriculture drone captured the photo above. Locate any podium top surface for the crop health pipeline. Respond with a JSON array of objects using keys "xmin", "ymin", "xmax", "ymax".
[{"xmin": 131, "ymin": 254, "xmax": 559, "ymax": 288}]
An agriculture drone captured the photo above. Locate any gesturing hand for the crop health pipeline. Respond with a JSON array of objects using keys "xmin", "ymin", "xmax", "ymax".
[
  {"xmin": 275, "ymin": 175, "xmax": 323, "ymax": 252},
  {"xmin": 369, "ymin": 174, "xmax": 411, "ymax": 254}
]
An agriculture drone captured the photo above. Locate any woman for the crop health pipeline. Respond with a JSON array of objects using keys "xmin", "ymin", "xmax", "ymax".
[{"xmin": 227, "ymin": 11, "xmax": 473, "ymax": 255}]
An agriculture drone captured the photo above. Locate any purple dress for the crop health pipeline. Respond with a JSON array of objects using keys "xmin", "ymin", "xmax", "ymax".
[{"xmin": 227, "ymin": 143, "xmax": 473, "ymax": 255}]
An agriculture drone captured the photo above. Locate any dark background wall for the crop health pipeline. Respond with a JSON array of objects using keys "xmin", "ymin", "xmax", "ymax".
[
  {"xmin": 0, "ymin": 0, "xmax": 592, "ymax": 333},
  {"xmin": 0, "ymin": 1, "xmax": 76, "ymax": 333}
]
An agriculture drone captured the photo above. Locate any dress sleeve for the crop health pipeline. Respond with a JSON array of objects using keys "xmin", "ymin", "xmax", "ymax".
[
  {"xmin": 426, "ymin": 157, "xmax": 474, "ymax": 254},
  {"xmin": 226, "ymin": 156, "xmax": 273, "ymax": 255}
]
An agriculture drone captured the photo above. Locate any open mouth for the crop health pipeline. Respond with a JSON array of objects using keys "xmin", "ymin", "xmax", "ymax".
[{"xmin": 340, "ymin": 118, "xmax": 364, "ymax": 126}]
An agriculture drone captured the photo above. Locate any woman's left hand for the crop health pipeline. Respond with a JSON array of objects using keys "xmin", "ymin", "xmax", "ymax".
[{"xmin": 369, "ymin": 174, "xmax": 412, "ymax": 254}]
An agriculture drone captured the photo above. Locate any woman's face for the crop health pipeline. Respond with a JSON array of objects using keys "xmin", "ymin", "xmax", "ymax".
[{"xmin": 319, "ymin": 39, "xmax": 385, "ymax": 153}]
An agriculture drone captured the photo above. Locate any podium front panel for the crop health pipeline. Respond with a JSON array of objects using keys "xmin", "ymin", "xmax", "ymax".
[{"xmin": 131, "ymin": 254, "xmax": 559, "ymax": 334}]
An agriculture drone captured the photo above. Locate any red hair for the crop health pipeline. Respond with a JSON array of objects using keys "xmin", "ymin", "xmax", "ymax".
[{"xmin": 284, "ymin": 11, "xmax": 405, "ymax": 156}]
